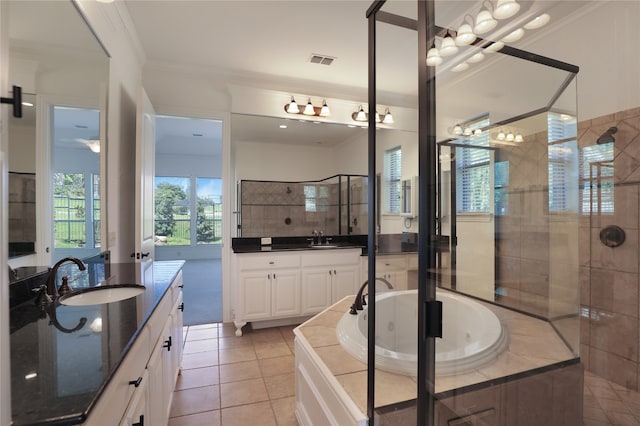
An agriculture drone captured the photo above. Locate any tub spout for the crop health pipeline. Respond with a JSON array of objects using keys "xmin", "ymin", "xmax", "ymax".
[{"xmin": 349, "ymin": 277, "xmax": 393, "ymax": 314}]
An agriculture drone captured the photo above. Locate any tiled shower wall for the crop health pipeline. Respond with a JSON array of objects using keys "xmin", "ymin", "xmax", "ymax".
[
  {"xmin": 239, "ymin": 177, "xmax": 367, "ymax": 238},
  {"xmin": 580, "ymin": 106, "xmax": 640, "ymax": 390}
]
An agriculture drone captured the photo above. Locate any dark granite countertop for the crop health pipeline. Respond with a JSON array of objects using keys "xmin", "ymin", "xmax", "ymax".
[
  {"xmin": 10, "ymin": 260, "xmax": 185, "ymax": 426},
  {"xmin": 232, "ymin": 235, "xmax": 367, "ymax": 254}
]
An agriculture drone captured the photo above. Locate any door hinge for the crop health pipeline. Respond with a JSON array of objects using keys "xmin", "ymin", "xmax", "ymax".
[{"xmin": 424, "ymin": 300, "xmax": 443, "ymax": 339}]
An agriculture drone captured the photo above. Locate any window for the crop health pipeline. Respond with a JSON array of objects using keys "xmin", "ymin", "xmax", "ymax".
[
  {"xmin": 456, "ymin": 117, "xmax": 491, "ymax": 213},
  {"xmin": 580, "ymin": 144, "xmax": 614, "ymax": 214},
  {"xmin": 304, "ymin": 184, "xmax": 329, "ymax": 213},
  {"xmin": 494, "ymin": 161, "xmax": 509, "ymax": 215},
  {"xmin": 548, "ymin": 112, "xmax": 579, "ymax": 212},
  {"xmin": 154, "ymin": 176, "xmax": 223, "ymax": 246},
  {"xmin": 53, "ymin": 172, "xmax": 100, "ymax": 249},
  {"xmin": 384, "ymin": 146, "xmax": 402, "ymax": 213}
]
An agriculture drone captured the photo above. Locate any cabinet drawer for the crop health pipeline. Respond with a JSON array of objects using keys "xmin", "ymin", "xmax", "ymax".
[
  {"xmin": 238, "ymin": 253, "xmax": 301, "ymax": 270},
  {"xmin": 301, "ymin": 250, "xmax": 361, "ymax": 267}
]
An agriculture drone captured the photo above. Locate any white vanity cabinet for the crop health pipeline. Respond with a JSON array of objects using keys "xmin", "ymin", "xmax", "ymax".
[
  {"xmin": 233, "ymin": 253, "xmax": 302, "ymax": 336},
  {"xmin": 233, "ymin": 249, "xmax": 362, "ymax": 336},
  {"xmin": 85, "ymin": 269, "xmax": 184, "ymax": 426},
  {"xmin": 362, "ymin": 254, "xmax": 416, "ymax": 291}
]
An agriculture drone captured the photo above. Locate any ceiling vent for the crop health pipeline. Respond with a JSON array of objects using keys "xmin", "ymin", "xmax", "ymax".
[{"xmin": 309, "ymin": 54, "xmax": 335, "ymax": 66}]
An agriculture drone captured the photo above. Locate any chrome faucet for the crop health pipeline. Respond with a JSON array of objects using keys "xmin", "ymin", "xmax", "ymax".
[{"xmin": 349, "ymin": 277, "xmax": 393, "ymax": 314}]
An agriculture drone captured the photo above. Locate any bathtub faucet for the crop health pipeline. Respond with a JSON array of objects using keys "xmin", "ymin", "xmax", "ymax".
[{"xmin": 349, "ymin": 278, "xmax": 393, "ymax": 315}]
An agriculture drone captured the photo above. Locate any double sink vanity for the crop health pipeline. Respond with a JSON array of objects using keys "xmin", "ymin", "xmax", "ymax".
[{"xmin": 9, "ymin": 255, "xmax": 185, "ymax": 426}]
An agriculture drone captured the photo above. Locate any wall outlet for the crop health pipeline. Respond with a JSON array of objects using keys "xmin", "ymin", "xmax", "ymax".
[{"xmin": 261, "ymin": 237, "xmax": 272, "ymax": 246}]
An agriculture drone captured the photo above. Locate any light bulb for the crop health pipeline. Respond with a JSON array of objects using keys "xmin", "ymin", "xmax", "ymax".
[
  {"xmin": 493, "ymin": 0, "xmax": 520, "ymax": 19},
  {"xmin": 484, "ymin": 41, "xmax": 504, "ymax": 53},
  {"xmin": 453, "ymin": 125, "xmax": 463, "ymax": 135},
  {"xmin": 455, "ymin": 24, "xmax": 476, "ymax": 46},
  {"xmin": 506, "ymin": 132, "xmax": 515, "ymax": 142},
  {"xmin": 467, "ymin": 52, "xmax": 485, "ymax": 63},
  {"xmin": 439, "ymin": 35, "xmax": 459, "ymax": 57},
  {"xmin": 503, "ymin": 28, "xmax": 525, "ymax": 43},
  {"xmin": 524, "ymin": 13, "xmax": 550, "ymax": 30},
  {"xmin": 382, "ymin": 108, "xmax": 394, "ymax": 124},
  {"xmin": 463, "ymin": 127, "xmax": 473, "ymax": 136},
  {"xmin": 426, "ymin": 47, "xmax": 443, "ymax": 66},
  {"xmin": 497, "ymin": 130, "xmax": 506, "ymax": 141},
  {"xmin": 514, "ymin": 133, "xmax": 524, "ymax": 143},
  {"xmin": 319, "ymin": 100, "xmax": 330, "ymax": 117},
  {"xmin": 303, "ymin": 98, "xmax": 315, "ymax": 115},
  {"xmin": 355, "ymin": 106, "xmax": 367, "ymax": 122},
  {"xmin": 375, "ymin": 111, "xmax": 381, "ymax": 123},
  {"xmin": 287, "ymin": 97, "xmax": 299, "ymax": 114},
  {"xmin": 451, "ymin": 62, "xmax": 469, "ymax": 72},
  {"xmin": 474, "ymin": 10, "xmax": 497, "ymax": 34},
  {"xmin": 474, "ymin": 129, "xmax": 482, "ymax": 136}
]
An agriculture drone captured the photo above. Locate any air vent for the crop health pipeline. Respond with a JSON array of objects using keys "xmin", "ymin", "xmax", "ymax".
[{"xmin": 309, "ymin": 54, "xmax": 335, "ymax": 66}]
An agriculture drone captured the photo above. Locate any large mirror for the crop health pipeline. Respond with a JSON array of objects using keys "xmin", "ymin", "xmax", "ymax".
[{"xmin": 7, "ymin": 0, "xmax": 109, "ymax": 268}]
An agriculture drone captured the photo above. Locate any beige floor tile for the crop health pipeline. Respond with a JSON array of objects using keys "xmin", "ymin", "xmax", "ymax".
[
  {"xmin": 221, "ymin": 401, "xmax": 277, "ymax": 426},
  {"xmin": 258, "ymin": 355, "xmax": 295, "ymax": 377},
  {"xmin": 182, "ymin": 350, "xmax": 219, "ymax": 370},
  {"xmin": 168, "ymin": 410, "xmax": 221, "ymax": 426},
  {"xmin": 183, "ymin": 338, "xmax": 218, "ymax": 354},
  {"xmin": 220, "ymin": 378, "xmax": 269, "ymax": 408},
  {"xmin": 187, "ymin": 327, "xmax": 219, "ymax": 341},
  {"xmin": 250, "ymin": 328, "xmax": 286, "ymax": 344},
  {"xmin": 254, "ymin": 341, "xmax": 293, "ymax": 359},
  {"xmin": 605, "ymin": 411, "xmax": 640, "ymax": 425},
  {"xmin": 190, "ymin": 323, "xmax": 218, "ymax": 330},
  {"xmin": 175, "ymin": 366, "xmax": 219, "ymax": 390},
  {"xmin": 264, "ymin": 373, "xmax": 295, "ymax": 400},
  {"xmin": 219, "ymin": 336, "xmax": 254, "ymax": 349},
  {"xmin": 271, "ymin": 396, "xmax": 298, "ymax": 426},
  {"xmin": 170, "ymin": 385, "xmax": 220, "ymax": 417},
  {"xmin": 219, "ymin": 346, "xmax": 257, "ymax": 365},
  {"xmin": 219, "ymin": 360, "xmax": 262, "ymax": 383}
]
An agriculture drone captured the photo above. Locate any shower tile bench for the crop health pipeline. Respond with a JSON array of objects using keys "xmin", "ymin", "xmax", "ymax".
[{"xmin": 294, "ymin": 295, "xmax": 583, "ymax": 426}]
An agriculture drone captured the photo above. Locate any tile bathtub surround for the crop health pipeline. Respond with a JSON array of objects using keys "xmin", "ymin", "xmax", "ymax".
[
  {"xmin": 169, "ymin": 323, "xmax": 298, "ymax": 426},
  {"xmin": 580, "ymin": 105, "xmax": 640, "ymax": 391}
]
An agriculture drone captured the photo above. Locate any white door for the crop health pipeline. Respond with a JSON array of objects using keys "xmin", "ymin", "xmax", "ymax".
[{"xmin": 135, "ymin": 87, "xmax": 155, "ymax": 263}]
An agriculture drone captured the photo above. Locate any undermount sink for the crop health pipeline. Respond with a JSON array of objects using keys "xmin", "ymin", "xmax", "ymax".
[
  {"xmin": 310, "ymin": 244, "xmax": 340, "ymax": 249},
  {"xmin": 58, "ymin": 284, "xmax": 146, "ymax": 306}
]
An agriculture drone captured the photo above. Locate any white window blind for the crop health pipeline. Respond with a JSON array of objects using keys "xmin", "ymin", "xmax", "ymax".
[
  {"xmin": 456, "ymin": 117, "xmax": 491, "ymax": 213},
  {"xmin": 384, "ymin": 147, "xmax": 402, "ymax": 213},
  {"xmin": 580, "ymin": 144, "xmax": 614, "ymax": 214},
  {"xmin": 548, "ymin": 112, "xmax": 578, "ymax": 212}
]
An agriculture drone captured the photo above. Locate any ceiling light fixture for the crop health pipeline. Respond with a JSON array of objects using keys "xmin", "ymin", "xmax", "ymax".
[
  {"xmin": 524, "ymin": 13, "xmax": 550, "ymax": 30},
  {"xmin": 493, "ymin": 0, "xmax": 520, "ymax": 20}
]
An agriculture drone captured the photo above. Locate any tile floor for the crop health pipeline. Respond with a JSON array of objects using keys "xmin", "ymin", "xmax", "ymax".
[{"xmin": 170, "ymin": 322, "xmax": 640, "ymax": 426}]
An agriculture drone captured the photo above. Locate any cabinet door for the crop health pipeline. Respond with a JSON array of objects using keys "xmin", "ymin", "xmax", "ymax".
[
  {"xmin": 271, "ymin": 270, "xmax": 301, "ymax": 317},
  {"xmin": 238, "ymin": 272, "xmax": 272, "ymax": 320},
  {"xmin": 331, "ymin": 265, "xmax": 359, "ymax": 303},
  {"xmin": 170, "ymin": 294, "xmax": 184, "ymax": 384},
  {"xmin": 301, "ymin": 269, "xmax": 332, "ymax": 314},
  {"xmin": 146, "ymin": 337, "xmax": 164, "ymax": 426},
  {"xmin": 119, "ymin": 370, "xmax": 148, "ymax": 426}
]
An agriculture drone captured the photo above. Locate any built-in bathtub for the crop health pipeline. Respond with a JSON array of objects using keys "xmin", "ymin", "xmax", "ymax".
[{"xmin": 336, "ymin": 289, "xmax": 508, "ymax": 376}]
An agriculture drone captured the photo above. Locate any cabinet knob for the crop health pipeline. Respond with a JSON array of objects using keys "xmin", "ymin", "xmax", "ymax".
[
  {"xmin": 128, "ymin": 376, "xmax": 143, "ymax": 387},
  {"xmin": 163, "ymin": 336, "xmax": 172, "ymax": 352},
  {"xmin": 178, "ymin": 302, "xmax": 184, "ymax": 311},
  {"xmin": 132, "ymin": 415, "xmax": 144, "ymax": 426}
]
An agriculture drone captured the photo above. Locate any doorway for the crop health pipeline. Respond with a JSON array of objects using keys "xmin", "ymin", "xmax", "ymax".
[{"xmin": 154, "ymin": 115, "xmax": 223, "ymax": 325}]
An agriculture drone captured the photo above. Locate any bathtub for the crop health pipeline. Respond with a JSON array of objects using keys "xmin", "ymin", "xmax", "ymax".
[{"xmin": 336, "ymin": 289, "xmax": 507, "ymax": 376}]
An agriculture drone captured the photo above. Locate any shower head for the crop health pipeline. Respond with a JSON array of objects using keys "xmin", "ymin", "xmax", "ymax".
[{"xmin": 597, "ymin": 126, "xmax": 618, "ymax": 144}]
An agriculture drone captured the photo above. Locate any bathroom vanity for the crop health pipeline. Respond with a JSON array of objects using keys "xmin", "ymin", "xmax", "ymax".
[
  {"xmin": 10, "ymin": 260, "xmax": 184, "ymax": 426},
  {"xmin": 231, "ymin": 236, "xmax": 366, "ymax": 336}
]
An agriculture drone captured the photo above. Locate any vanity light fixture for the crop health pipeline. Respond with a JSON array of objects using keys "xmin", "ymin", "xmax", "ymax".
[
  {"xmin": 455, "ymin": 17, "xmax": 477, "ymax": 46},
  {"xmin": 497, "ymin": 130, "xmax": 506, "ymax": 141},
  {"xmin": 474, "ymin": 3, "xmax": 498, "ymax": 34},
  {"xmin": 426, "ymin": 44, "xmax": 443, "ymax": 66},
  {"xmin": 493, "ymin": 0, "xmax": 520, "ymax": 19},
  {"xmin": 463, "ymin": 127, "xmax": 473, "ymax": 136},
  {"xmin": 484, "ymin": 41, "xmax": 504, "ymax": 53},
  {"xmin": 439, "ymin": 32, "xmax": 459, "ymax": 57},
  {"xmin": 502, "ymin": 27, "xmax": 525, "ymax": 43},
  {"xmin": 514, "ymin": 133, "xmax": 524, "ymax": 143},
  {"xmin": 382, "ymin": 108, "xmax": 394, "ymax": 124},
  {"xmin": 474, "ymin": 128, "xmax": 482, "ymax": 136},
  {"xmin": 453, "ymin": 124, "xmax": 463, "ymax": 135},
  {"xmin": 285, "ymin": 96, "xmax": 330, "ymax": 117},
  {"xmin": 506, "ymin": 131, "xmax": 515, "ymax": 142},
  {"xmin": 524, "ymin": 13, "xmax": 550, "ymax": 30},
  {"xmin": 467, "ymin": 52, "xmax": 485, "ymax": 63},
  {"xmin": 285, "ymin": 96, "xmax": 299, "ymax": 114},
  {"xmin": 451, "ymin": 62, "xmax": 470, "ymax": 72},
  {"xmin": 353, "ymin": 105, "xmax": 367, "ymax": 122}
]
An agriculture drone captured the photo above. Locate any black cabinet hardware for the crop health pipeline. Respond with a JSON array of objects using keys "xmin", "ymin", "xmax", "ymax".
[
  {"xmin": 128, "ymin": 376, "xmax": 143, "ymax": 387},
  {"xmin": 163, "ymin": 336, "xmax": 172, "ymax": 351}
]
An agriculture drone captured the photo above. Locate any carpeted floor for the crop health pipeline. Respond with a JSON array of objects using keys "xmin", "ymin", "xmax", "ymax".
[{"xmin": 180, "ymin": 259, "xmax": 223, "ymax": 325}]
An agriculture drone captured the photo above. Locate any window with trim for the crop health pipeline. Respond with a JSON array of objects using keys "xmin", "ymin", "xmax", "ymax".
[
  {"xmin": 384, "ymin": 146, "xmax": 402, "ymax": 213},
  {"xmin": 580, "ymin": 144, "xmax": 614, "ymax": 214},
  {"xmin": 456, "ymin": 117, "xmax": 491, "ymax": 213},
  {"xmin": 304, "ymin": 184, "xmax": 329, "ymax": 212}
]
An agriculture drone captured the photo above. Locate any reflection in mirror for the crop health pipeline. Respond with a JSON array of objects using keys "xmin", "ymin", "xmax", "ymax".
[{"xmin": 7, "ymin": 0, "xmax": 109, "ymax": 266}]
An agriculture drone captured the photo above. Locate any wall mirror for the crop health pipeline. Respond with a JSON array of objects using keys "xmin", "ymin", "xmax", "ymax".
[{"xmin": 8, "ymin": 0, "xmax": 109, "ymax": 266}]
